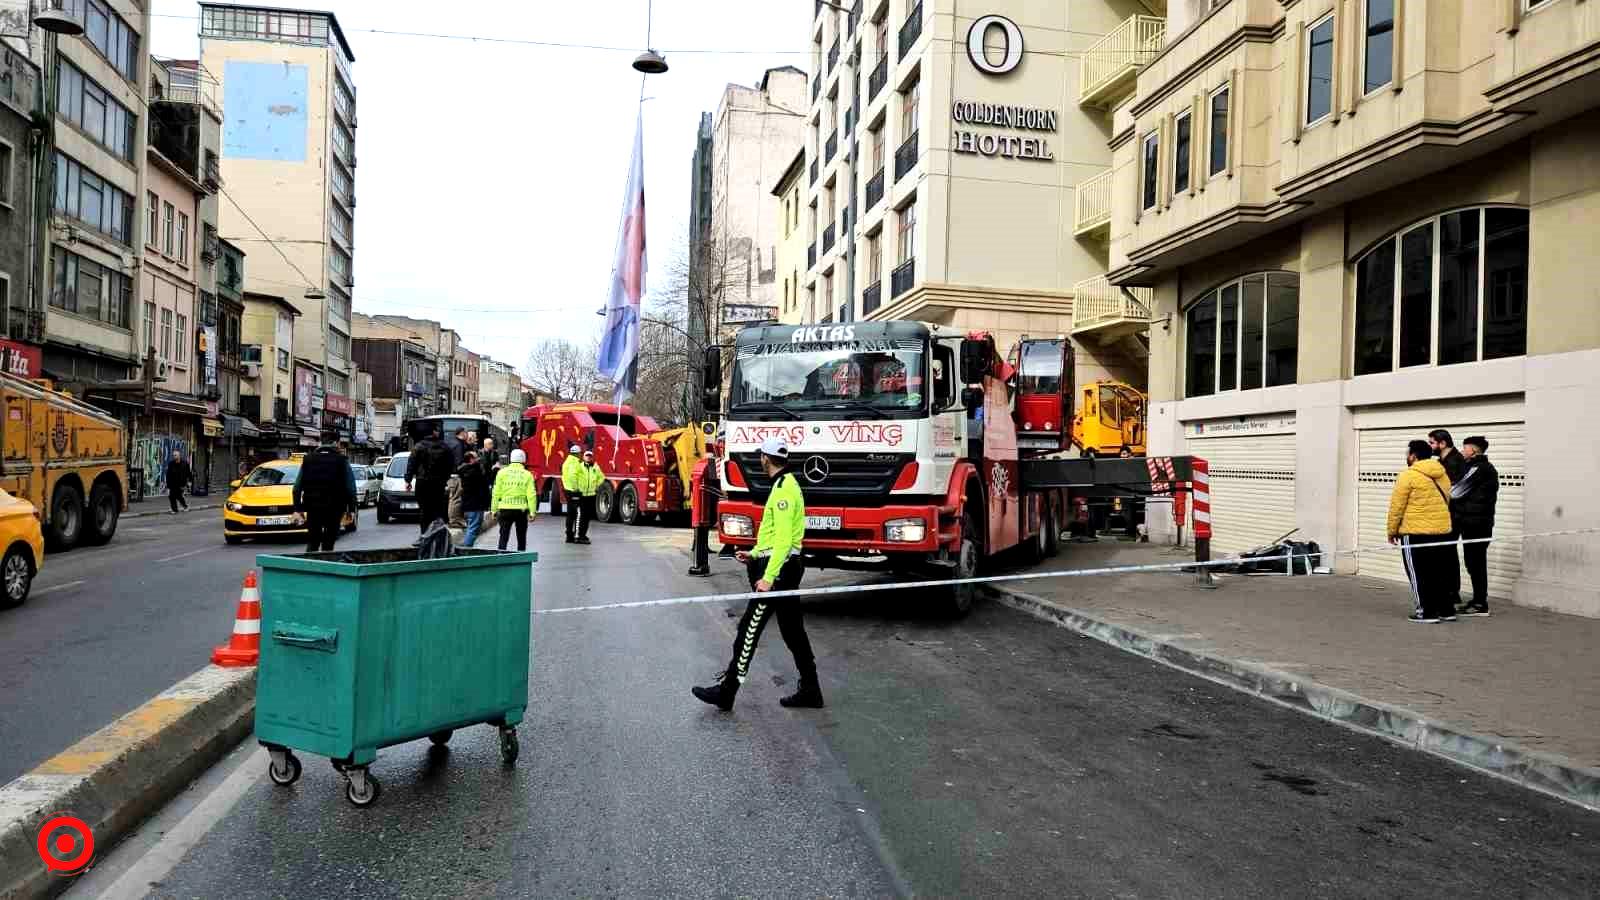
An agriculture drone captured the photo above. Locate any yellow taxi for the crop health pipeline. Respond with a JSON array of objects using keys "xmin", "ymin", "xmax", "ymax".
[
  {"xmin": 223, "ymin": 456, "xmax": 357, "ymax": 545},
  {"xmin": 0, "ymin": 488, "xmax": 44, "ymax": 606}
]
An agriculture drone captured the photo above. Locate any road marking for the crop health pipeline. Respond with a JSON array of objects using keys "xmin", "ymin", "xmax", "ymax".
[
  {"xmin": 88, "ymin": 747, "xmax": 266, "ymax": 900},
  {"xmin": 154, "ymin": 547, "xmax": 211, "ymax": 563},
  {"xmin": 30, "ymin": 579, "xmax": 85, "ymax": 597}
]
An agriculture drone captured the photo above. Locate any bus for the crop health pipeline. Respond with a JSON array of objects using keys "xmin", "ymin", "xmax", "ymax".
[{"xmin": 397, "ymin": 414, "xmax": 510, "ymax": 455}]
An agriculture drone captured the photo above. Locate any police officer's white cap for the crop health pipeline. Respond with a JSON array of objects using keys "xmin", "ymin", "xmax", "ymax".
[
  {"xmin": 758, "ymin": 436, "xmax": 790, "ymax": 460},
  {"xmin": 511, "ymin": 449, "xmax": 528, "ymax": 463},
  {"xmin": 569, "ymin": 443, "xmax": 582, "ymax": 453}
]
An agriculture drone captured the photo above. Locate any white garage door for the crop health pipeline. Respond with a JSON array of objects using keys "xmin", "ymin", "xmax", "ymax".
[
  {"xmin": 1356, "ymin": 423, "xmax": 1524, "ymax": 599},
  {"xmin": 1187, "ymin": 433, "xmax": 1298, "ymax": 555}
]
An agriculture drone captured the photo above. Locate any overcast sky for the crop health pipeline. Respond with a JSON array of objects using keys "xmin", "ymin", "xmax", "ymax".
[{"xmin": 148, "ymin": 0, "xmax": 811, "ymax": 372}]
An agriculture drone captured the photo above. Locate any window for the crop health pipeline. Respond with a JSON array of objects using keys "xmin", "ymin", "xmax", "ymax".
[
  {"xmin": 175, "ymin": 313, "xmax": 188, "ymax": 364},
  {"xmin": 329, "ymin": 247, "xmax": 351, "ymax": 285},
  {"xmin": 1209, "ymin": 86, "xmax": 1230, "ymax": 177},
  {"xmin": 144, "ymin": 302, "xmax": 156, "ymax": 352},
  {"xmin": 867, "ymin": 232, "xmax": 882, "ymax": 283},
  {"xmin": 177, "ymin": 213, "xmax": 189, "ymax": 263},
  {"xmin": 53, "ymin": 152, "xmax": 133, "ymax": 244},
  {"xmin": 0, "ymin": 142, "xmax": 10, "ymax": 204},
  {"xmin": 163, "ymin": 202, "xmax": 174, "ymax": 255},
  {"xmin": 1141, "ymin": 132, "xmax": 1159, "ymax": 211},
  {"xmin": 871, "ymin": 124, "xmax": 885, "ymax": 171},
  {"xmin": 160, "ymin": 308, "xmax": 173, "ymax": 359},
  {"xmin": 1354, "ymin": 207, "xmax": 1527, "ymax": 374},
  {"xmin": 1363, "ymin": 0, "xmax": 1395, "ymax": 94},
  {"xmin": 278, "ymin": 348, "xmax": 290, "ymax": 370},
  {"xmin": 1185, "ymin": 273, "xmax": 1300, "ymax": 397},
  {"xmin": 897, "ymin": 203, "xmax": 916, "ymax": 264},
  {"xmin": 876, "ymin": 20, "xmax": 889, "ymax": 64},
  {"xmin": 1173, "ymin": 112, "xmax": 1191, "ymax": 195},
  {"xmin": 331, "ymin": 163, "xmax": 353, "ymax": 204},
  {"xmin": 900, "ymin": 78, "xmax": 919, "ymax": 142},
  {"xmin": 327, "ymin": 289, "xmax": 349, "ymax": 321},
  {"xmin": 331, "ymin": 123, "xmax": 353, "ymax": 161},
  {"xmin": 56, "ymin": 60, "xmax": 135, "ymax": 161},
  {"xmin": 1306, "ymin": 14, "xmax": 1335, "ymax": 125},
  {"xmin": 331, "ymin": 205, "xmax": 353, "ymax": 247},
  {"xmin": 146, "ymin": 191, "xmax": 158, "ymax": 245},
  {"xmin": 82, "ymin": 0, "xmax": 140, "ymax": 83}
]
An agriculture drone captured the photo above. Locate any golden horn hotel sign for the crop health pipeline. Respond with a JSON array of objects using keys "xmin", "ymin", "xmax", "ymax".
[{"xmin": 952, "ymin": 101, "xmax": 1059, "ymax": 161}]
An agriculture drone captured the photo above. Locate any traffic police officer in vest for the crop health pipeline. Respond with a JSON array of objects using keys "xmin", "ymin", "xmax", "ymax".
[{"xmin": 693, "ymin": 436, "xmax": 822, "ymax": 711}]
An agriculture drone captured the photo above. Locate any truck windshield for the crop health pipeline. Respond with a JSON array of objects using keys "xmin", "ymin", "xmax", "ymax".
[
  {"xmin": 1019, "ymin": 341, "xmax": 1064, "ymax": 394},
  {"xmin": 731, "ymin": 345, "xmax": 927, "ymax": 416}
]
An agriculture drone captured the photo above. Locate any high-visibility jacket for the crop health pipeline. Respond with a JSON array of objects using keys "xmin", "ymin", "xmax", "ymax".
[
  {"xmin": 752, "ymin": 470, "xmax": 805, "ymax": 583},
  {"xmin": 561, "ymin": 454, "xmax": 584, "ymax": 493},
  {"xmin": 1386, "ymin": 458, "xmax": 1452, "ymax": 538},
  {"xmin": 491, "ymin": 463, "xmax": 540, "ymax": 516},
  {"xmin": 578, "ymin": 462, "xmax": 605, "ymax": 496}
]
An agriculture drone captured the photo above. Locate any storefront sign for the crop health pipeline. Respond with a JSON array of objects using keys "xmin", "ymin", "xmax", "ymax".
[
  {"xmin": 0, "ymin": 339, "xmax": 42, "ymax": 378},
  {"xmin": 325, "ymin": 392, "xmax": 354, "ymax": 416},
  {"xmin": 951, "ymin": 101, "xmax": 1057, "ymax": 162},
  {"xmin": 721, "ymin": 304, "xmax": 779, "ymax": 325},
  {"xmin": 1184, "ymin": 413, "xmax": 1297, "ymax": 438},
  {"xmin": 294, "ymin": 367, "xmax": 315, "ymax": 420},
  {"xmin": 200, "ymin": 326, "xmax": 217, "ymax": 387}
]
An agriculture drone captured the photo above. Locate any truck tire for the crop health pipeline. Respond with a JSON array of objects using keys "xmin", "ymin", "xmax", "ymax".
[
  {"xmin": 1043, "ymin": 504, "xmax": 1060, "ymax": 558},
  {"xmin": 84, "ymin": 481, "xmax": 120, "ymax": 545},
  {"xmin": 547, "ymin": 483, "xmax": 563, "ymax": 518},
  {"xmin": 618, "ymin": 484, "xmax": 641, "ymax": 525},
  {"xmin": 595, "ymin": 482, "xmax": 619, "ymax": 523},
  {"xmin": 945, "ymin": 506, "xmax": 981, "ymax": 617},
  {"xmin": 46, "ymin": 483, "xmax": 84, "ymax": 551}
]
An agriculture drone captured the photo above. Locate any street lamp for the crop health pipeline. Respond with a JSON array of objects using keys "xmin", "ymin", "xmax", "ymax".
[
  {"xmin": 631, "ymin": 0, "xmax": 668, "ymax": 74},
  {"xmin": 32, "ymin": 0, "xmax": 84, "ymax": 35}
]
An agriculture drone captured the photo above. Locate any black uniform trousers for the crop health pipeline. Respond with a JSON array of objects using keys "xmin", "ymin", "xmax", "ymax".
[
  {"xmin": 305, "ymin": 507, "xmax": 343, "ymax": 553},
  {"xmin": 565, "ymin": 494, "xmax": 594, "ymax": 538},
  {"xmin": 1459, "ymin": 522, "xmax": 1493, "ymax": 609},
  {"xmin": 691, "ymin": 525, "xmax": 711, "ymax": 571},
  {"xmin": 726, "ymin": 556, "xmax": 816, "ymax": 685},
  {"xmin": 497, "ymin": 509, "xmax": 529, "ymax": 551},
  {"xmin": 415, "ymin": 479, "xmax": 448, "ymax": 533}
]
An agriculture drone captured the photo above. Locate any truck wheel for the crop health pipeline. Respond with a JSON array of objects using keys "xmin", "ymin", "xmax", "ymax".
[
  {"xmin": 618, "ymin": 484, "xmax": 641, "ymax": 525},
  {"xmin": 1043, "ymin": 505, "xmax": 1060, "ymax": 558},
  {"xmin": 547, "ymin": 484, "xmax": 563, "ymax": 518},
  {"xmin": 46, "ymin": 483, "xmax": 84, "ymax": 551},
  {"xmin": 946, "ymin": 507, "xmax": 981, "ymax": 617},
  {"xmin": 84, "ymin": 481, "xmax": 120, "ymax": 545},
  {"xmin": 595, "ymin": 483, "xmax": 618, "ymax": 522}
]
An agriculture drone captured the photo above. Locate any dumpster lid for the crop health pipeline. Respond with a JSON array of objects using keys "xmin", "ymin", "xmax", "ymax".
[{"xmin": 256, "ymin": 547, "xmax": 538, "ymax": 577}]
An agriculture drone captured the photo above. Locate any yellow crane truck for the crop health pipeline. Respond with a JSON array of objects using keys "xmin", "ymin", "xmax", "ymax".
[{"xmin": 0, "ymin": 371, "xmax": 127, "ymax": 550}]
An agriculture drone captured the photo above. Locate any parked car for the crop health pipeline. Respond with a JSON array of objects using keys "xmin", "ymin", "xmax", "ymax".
[
  {"xmin": 0, "ymin": 488, "xmax": 44, "ymax": 607},
  {"xmin": 375, "ymin": 453, "xmax": 417, "ymax": 524},
  {"xmin": 353, "ymin": 464, "xmax": 381, "ymax": 508},
  {"xmin": 223, "ymin": 457, "xmax": 357, "ymax": 544}
]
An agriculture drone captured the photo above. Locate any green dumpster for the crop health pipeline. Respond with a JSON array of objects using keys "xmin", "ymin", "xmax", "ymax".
[{"xmin": 254, "ymin": 547, "xmax": 536, "ymax": 807}]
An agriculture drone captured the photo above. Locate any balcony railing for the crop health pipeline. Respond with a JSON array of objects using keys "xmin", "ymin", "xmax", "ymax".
[
  {"xmin": 812, "ymin": 74, "xmax": 821, "ymax": 100},
  {"xmin": 828, "ymin": 38, "xmax": 840, "ymax": 72},
  {"xmin": 160, "ymin": 82, "xmax": 221, "ymax": 121},
  {"xmin": 825, "ymin": 131, "xmax": 838, "ymax": 163},
  {"xmin": 898, "ymin": 2, "xmax": 923, "ymax": 59},
  {"xmin": 822, "ymin": 223, "xmax": 836, "ymax": 252},
  {"xmin": 1071, "ymin": 276, "xmax": 1154, "ymax": 338},
  {"xmin": 202, "ymin": 224, "xmax": 221, "ymax": 262},
  {"xmin": 894, "ymin": 131, "xmax": 918, "ymax": 180},
  {"xmin": 1073, "ymin": 169, "xmax": 1113, "ymax": 238},
  {"xmin": 1079, "ymin": 15, "xmax": 1164, "ymax": 107},
  {"xmin": 808, "ymin": 242, "xmax": 817, "ymax": 268},
  {"xmin": 810, "ymin": 158, "xmax": 819, "ymax": 185},
  {"xmin": 863, "ymin": 280, "xmax": 882, "ymax": 315},
  {"xmin": 890, "ymin": 259, "xmax": 915, "ymax": 298},
  {"xmin": 203, "ymin": 150, "xmax": 222, "ymax": 191},
  {"xmin": 869, "ymin": 55, "xmax": 887, "ymax": 100},
  {"xmin": 865, "ymin": 168, "xmax": 885, "ymax": 209}
]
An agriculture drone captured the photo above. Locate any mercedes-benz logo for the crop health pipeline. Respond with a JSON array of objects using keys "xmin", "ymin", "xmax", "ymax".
[{"xmin": 802, "ymin": 456, "xmax": 830, "ymax": 484}]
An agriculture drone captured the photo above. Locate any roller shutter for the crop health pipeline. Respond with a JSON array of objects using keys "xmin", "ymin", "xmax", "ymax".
[
  {"xmin": 1186, "ymin": 433, "xmax": 1297, "ymax": 555},
  {"xmin": 1356, "ymin": 422, "xmax": 1524, "ymax": 599}
]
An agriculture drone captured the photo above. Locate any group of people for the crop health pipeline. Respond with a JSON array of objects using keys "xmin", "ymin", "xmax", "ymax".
[
  {"xmin": 1386, "ymin": 428, "xmax": 1501, "ymax": 623},
  {"xmin": 558, "ymin": 443, "xmax": 605, "ymax": 545}
]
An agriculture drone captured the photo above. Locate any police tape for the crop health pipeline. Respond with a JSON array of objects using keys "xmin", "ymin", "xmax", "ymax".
[{"xmin": 532, "ymin": 526, "xmax": 1600, "ymax": 614}]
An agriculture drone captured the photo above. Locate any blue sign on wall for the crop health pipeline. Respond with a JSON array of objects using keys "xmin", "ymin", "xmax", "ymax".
[{"xmin": 223, "ymin": 61, "xmax": 309, "ymax": 162}]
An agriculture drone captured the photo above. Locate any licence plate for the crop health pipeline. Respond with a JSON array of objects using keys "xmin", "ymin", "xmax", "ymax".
[
  {"xmin": 806, "ymin": 515, "xmax": 843, "ymax": 530},
  {"xmin": 257, "ymin": 516, "xmax": 295, "ymax": 526},
  {"xmin": 401, "ymin": 502, "xmax": 417, "ymax": 510}
]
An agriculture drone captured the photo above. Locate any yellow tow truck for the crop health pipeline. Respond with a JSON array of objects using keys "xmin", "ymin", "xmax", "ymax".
[{"xmin": 0, "ymin": 371, "xmax": 128, "ymax": 550}]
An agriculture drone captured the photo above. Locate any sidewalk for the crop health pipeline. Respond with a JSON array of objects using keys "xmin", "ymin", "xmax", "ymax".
[
  {"xmin": 124, "ymin": 493, "xmax": 226, "ymax": 518},
  {"xmin": 992, "ymin": 540, "xmax": 1600, "ymax": 808}
]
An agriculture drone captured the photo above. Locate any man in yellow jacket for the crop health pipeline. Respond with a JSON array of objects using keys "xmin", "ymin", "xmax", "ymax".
[
  {"xmin": 574, "ymin": 449, "xmax": 605, "ymax": 545},
  {"xmin": 491, "ymin": 448, "xmax": 539, "ymax": 551},
  {"xmin": 561, "ymin": 443, "xmax": 585, "ymax": 544},
  {"xmin": 1387, "ymin": 439, "xmax": 1457, "ymax": 623}
]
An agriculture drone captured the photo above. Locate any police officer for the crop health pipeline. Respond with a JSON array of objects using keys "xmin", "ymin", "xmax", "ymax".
[
  {"xmin": 692, "ymin": 437, "xmax": 821, "ymax": 711},
  {"xmin": 561, "ymin": 443, "xmax": 585, "ymax": 543},
  {"xmin": 575, "ymin": 449, "xmax": 603, "ymax": 545}
]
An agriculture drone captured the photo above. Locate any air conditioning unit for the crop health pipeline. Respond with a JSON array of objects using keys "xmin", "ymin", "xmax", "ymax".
[{"xmin": 242, "ymin": 361, "xmax": 261, "ymax": 377}]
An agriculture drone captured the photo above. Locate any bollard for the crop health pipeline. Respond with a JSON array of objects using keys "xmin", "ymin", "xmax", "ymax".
[{"xmin": 1195, "ymin": 536, "xmax": 1218, "ymax": 590}]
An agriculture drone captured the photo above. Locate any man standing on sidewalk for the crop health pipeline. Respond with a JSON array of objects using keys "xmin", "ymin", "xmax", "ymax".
[
  {"xmin": 1451, "ymin": 436, "xmax": 1499, "ymax": 617},
  {"xmin": 1388, "ymin": 439, "xmax": 1458, "ymax": 624},
  {"xmin": 1428, "ymin": 429, "xmax": 1468, "ymax": 608},
  {"xmin": 165, "ymin": 450, "xmax": 192, "ymax": 514}
]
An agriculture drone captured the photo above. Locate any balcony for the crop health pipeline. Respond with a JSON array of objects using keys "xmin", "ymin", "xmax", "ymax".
[
  {"xmin": 862, "ymin": 280, "xmax": 882, "ymax": 315},
  {"xmin": 1071, "ymin": 276, "xmax": 1154, "ymax": 342},
  {"xmin": 812, "ymin": 74, "xmax": 821, "ymax": 101},
  {"xmin": 160, "ymin": 81, "xmax": 222, "ymax": 122},
  {"xmin": 822, "ymin": 223, "xmax": 836, "ymax": 253},
  {"xmin": 825, "ymin": 131, "xmax": 838, "ymax": 163},
  {"xmin": 201, "ymin": 224, "xmax": 221, "ymax": 263},
  {"xmin": 1073, "ymin": 169, "xmax": 1113, "ymax": 240},
  {"xmin": 810, "ymin": 158, "xmax": 819, "ymax": 185},
  {"xmin": 1079, "ymin": 15, "xmax": 1164, "ymax": 109},
  {"xmin": 808, "ymin": 241, "xmax": 817, "ymax": 268},
  {"xmin": 203, "ymin": 150, "xmax": 223, "ymax": 191},
  {"xmin": 868, "ymin": 55, "xmax": 887, "ymax": 101},
  {"xmin": 898, "ymin": 2, "xmax": 923, "ymax": 59},
  {"xmin": 890, "ymin": 259, "xmax": 915, "ymax": 298},
  {"xmin": 894, "ymin": 131, "xmax": 918, "ymax": 180},
  {"xmin": 828, "ymin": 38, "xmax": 840, "ymax": 72},
  {"xmin": 865, "ymin": 168, "xmax": 885, "ymax": 209}
]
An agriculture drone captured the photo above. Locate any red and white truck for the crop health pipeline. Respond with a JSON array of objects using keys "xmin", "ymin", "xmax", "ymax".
[{"xmin": 705, "ymin": 320, "xmax": 1199, "ymax": 613}]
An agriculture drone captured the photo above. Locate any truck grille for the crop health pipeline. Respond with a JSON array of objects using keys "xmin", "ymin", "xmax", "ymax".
[{"xmin": 735, "ymin": 452, "xmax": 914, "ymax": 504}]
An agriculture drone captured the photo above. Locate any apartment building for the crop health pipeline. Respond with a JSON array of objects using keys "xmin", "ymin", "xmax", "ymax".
[
  {"xmin": 366, "ymin": 314, "xmax": 456, "ymax": 413},
  {"xmin": 1103, "ymin": 0, "xmax": 1600, "ymax": 616},
  {"xmin": 451, "ymin": 344, "xmax": 479, "ymax": 414},
  {"xmin": 198, "ymin": 3, "xmax": 356, "ymax": 401},
  {"xmin": 0, "ymin": 46, "xmax": 37, "ymax": 345},
  {"xmin": 771, "ymin": 148, "xmax": 808, "ymax": 324},
  {"xmin": 803, "ymin": 0, "xmax": 1147, "ymax": 387},
  {"xmin": 239, "ymin": 290, "xmax": 299, "ymax": 448},
  {"xmin": 478, "ymin": 356, "xmax": 522, "ymax": 434}
]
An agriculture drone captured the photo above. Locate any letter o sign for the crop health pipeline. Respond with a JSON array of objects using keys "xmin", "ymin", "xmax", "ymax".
[{"xmin": 966, "ymin": 15, "xmax": 1023, "ymax": 75}]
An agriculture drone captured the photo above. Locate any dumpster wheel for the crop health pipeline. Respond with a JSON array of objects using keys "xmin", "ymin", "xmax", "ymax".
[
  {"xmin": 267, "ymin": 750, "xmax": 302, "ymax": 786},
  {"xmin": 499, "ymin": 727, "xmax": 519, "ymax": 765},
  {"xmin": 428, "ymin": 730, "xmax": 453, "ymax": 747},
  {"xmin": 345, "ymin": 768, "xmax": 381, "ymax": 807}
]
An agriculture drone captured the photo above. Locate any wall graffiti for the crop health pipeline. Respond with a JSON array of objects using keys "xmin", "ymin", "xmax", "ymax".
[{"xmin": 134, "ymin": 434, "xmax": 191, "ymax": 495}]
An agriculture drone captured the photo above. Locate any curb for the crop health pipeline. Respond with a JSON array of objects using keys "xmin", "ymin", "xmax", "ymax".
[
  {"xmin": 986, "ymin": 585, "xmax": 1600, "ymax": 815},
  {"xmin": 123, "ymin": 500, "xmax": 226, "ymax": 520},
  {"xmin": 0, "ymin": 665, "xmax": 256, "ymax": 900}
]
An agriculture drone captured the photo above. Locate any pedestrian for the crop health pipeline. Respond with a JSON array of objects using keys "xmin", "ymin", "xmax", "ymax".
[
  {"xmin": 443, "ymin": 426, "xmax": 468, "ymax": 468},
  {"xmin": 165, "ymin": 450, "xmax": 192, "ymax": 514},
  {"xmin": 1387, "ymin": 439, "xmax": 1458, "ymax": 624},
  {"xmin": 1427, "ymin": 428, "xmax": 1467, "ymax": 608},
  {"xmin": 480, "ymin": 437, "xmax": 501, "ymax": 472},
  {"xmin": 458, "ymin": 449, "xmax": 492, "ymax": 547},
  {"xmin": 405, "ymin": 427, "xmax": 455, "ymax": 534},
  {"xmin": 293, "ymin": 440, "xmax": 356, "ymax": 553},
  {"xmin": 1452, "ymin": 435, "xmax": 1499, "ymax": 617},
  {"xmin": 693, "ymin": 437, "xmax": 822, "ymax": 711},
  {"xmin": 561, "ymin": 443, "xmax": 584, "ymax": 544},
  {"xmin": 575, "ymin": 449, "xmax": 604, "ymax": 545},
  {"xmin": 491, "ymin": 448, "xmax": 539, "ymax": 551}
]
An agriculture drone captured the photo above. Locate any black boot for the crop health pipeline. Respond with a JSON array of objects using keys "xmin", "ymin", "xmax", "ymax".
[
  {"xmin": 691, "ymin": 672, "xmax": 740, "ymax": 711},
  {"xmin": 779, "ymin": 678, "xmax": 824, "ymax": 709},
  {"xmin": 686, "ymin": 566, "xmax": 711, "ymax": 577}
]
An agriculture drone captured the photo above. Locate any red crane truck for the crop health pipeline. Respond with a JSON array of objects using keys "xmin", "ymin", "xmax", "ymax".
[{"xmin": 517, "ymin": 402, "xmax": 701, "ymax": 525}]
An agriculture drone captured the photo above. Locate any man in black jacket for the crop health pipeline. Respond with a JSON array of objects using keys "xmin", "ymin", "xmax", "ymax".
[
  {"xmin": 1428, "ymin": 428, "xmax": 1467, "ymax": 607},
  {"xmin": 405, "ymin": 428, "xmax": 455, "ymax": 533},
  {"xmin": 1451, "ymin": 435, "xmax": 1499, "ymax": 616},
  {"xmin": 293, "ymin": 442, "xmax": 356, "ymax": 553},
  {"xmin": 165, "ymin": 450, "xmax": 192, "ymax": 514},
  {"xmin": 457, "ymin": 450, "xmax": 492, "ymax": 546}
]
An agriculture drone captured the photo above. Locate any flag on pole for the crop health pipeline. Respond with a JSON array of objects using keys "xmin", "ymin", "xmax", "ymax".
[{"xmin": 597, "ymin": 112, "xmax": 647, "ymax": 408}]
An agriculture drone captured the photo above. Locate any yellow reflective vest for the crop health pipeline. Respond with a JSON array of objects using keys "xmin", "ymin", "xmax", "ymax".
[
  {"xmin": 752, "ymin": 471, "xmax": 805, "ymax": 583},
  {"xmin": 491, "ymin": 463, "xmax": 540, "ymax": 516},
  {"xmin": 561, "ymin": 454, "xmax": 584, "ymax": 493},
  {"xmin": 579, "ymin": 462, "xmax": 605, "ymax": 496}
]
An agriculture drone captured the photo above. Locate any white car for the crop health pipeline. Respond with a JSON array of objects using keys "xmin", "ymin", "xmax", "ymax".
[{"xmin": 353, "ymin": 464, "xmax": 382, "ymax": 507}]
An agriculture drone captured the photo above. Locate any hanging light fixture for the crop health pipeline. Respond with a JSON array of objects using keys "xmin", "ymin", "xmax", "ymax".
[
  {"xmin": 32, "ymin": 0, "xmax": 85, "ymax": 35},
  {"xmin": 631, "ymin": 0, "xmax": 667, "ymax": 74}
]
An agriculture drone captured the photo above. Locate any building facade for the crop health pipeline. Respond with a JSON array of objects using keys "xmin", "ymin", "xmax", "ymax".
[
  {"xmin": 451, "ymin": 344, "xmax": 479, "ymax": 414},
  {"xmin": 238, "ymin": 290, "xmax": 298, "ymax": 453},
  {"xmin": 478, "ymin": 355, "xmax": 522, "ymax": 434},
  {"xmin": 198, "ymin": 3, "xmax": 356, "ymax": 399},
  {"xmin": 0, "ymin": 45, "xmax": 37, "ymax": 346},
  {"xmin": 1106, "ymin": 0, "xmax": 1600, "ymax": 616},
  {"xmin": 802, "ymin": 0, "xmax": 1148, "ymax": 388},
  {"xmin": 771, "ymin": 147, "xmax": 807, "ymax": 324}
]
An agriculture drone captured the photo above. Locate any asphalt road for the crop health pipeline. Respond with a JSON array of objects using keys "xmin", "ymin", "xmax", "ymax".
[
  {"xmin": 0, "ymin": 500, "xmax": 409, "ymax": 784},
  {"xmin": 69, "ymin": 518, "xmax": 1600, "ymax": 899}
]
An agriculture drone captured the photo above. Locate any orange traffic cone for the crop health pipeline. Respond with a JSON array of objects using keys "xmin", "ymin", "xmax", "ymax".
[{"xmin": 211, "ymin": 570, "xmax": 261, "ymax": 667}]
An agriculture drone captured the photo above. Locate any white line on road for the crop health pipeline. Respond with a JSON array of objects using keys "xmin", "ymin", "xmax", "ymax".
[
  {"xmin": 154, "ymin": 547, "xmax": 212, "ymax": 563},
  {"xmin": 30, "ymin": 579, "xmax": 85, "ymax": 597}
]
